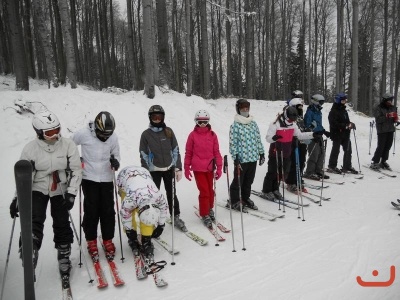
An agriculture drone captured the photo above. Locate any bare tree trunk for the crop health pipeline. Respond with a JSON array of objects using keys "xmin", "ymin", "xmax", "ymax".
[
  {"xmin": 307, "ymin": 0, "xmax": 311, "ymax": 100},
  {"xmin": 156, "ymin": 0, "xmax": 170, "ymax": 88},
  {"xmin": 301, "ymin": 0, "xmax": 305, "ymax": 95},
  {"xmin": 52, "ymin": 0, "xmax": 66, "ymax": 84},
  {"xmin": 143, "ymin": 0, "xmax": 155, "ymax": 98},
  {"xmin": 351, "ymin": 0, "xmax": 359, "ymax": 111},
  {"xmin": 225, "ymin": 0, "xmax": 232, "ymax": 96},
  {"xmin": 93, "ymin": 0, "xmax": 103, "ymax": 88},
  {"xmin": 110, "ymin": 0, "xmax": 117, "ymax": 85},
  {"xmin": 126, "ymin": 0, "xmax": 138, "ymax": 90},
  {"xmin": 185, "ymin": 0, "xmax": 192, "ymax": 96},
  {"xmin": 6, "ymin": 0, "xmax": 29, "ymax": 90},
  {"xmin": 270, "ymin": 0, "xmax": 275, "ymax": 100},
  {"xmin": 380, "ymin": 0, "xmax": 388, "ymax": 95},
  {"xmin": 245, "ymin": 0, "xmax": 255, "ymax": 99},
  {"xmin": 336, "ymin": 0, "xmax": 343, "ymax": 92},
  {"xmin": 368, "ymin": 2, "xmax": 375, "ymax": 115},
  {"xmin": 22, "ymin": 0, "xmax": 36, "ymax": 78},
  {"xmin": 0, "ymin": 5, "xmax": 12, "ymax": 74},
  {"xmin": 70, "ymin": 0, "xmax": 82, "ymax": 82},
  {"xmin": 389, "ymin": 0, "xmax": 396, "ymax": 92},
  {"xmin": 264, "ymin": 0, "xmax": 270, "ymax": 99},
  {"xmin": 200, "ymin": 0, "xmax": 210, "ymax": 98}
]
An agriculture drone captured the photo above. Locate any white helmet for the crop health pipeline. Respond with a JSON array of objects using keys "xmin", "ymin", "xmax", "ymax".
[
  {"xmin": 311, "ymin": 94, "xmax": 325, "ymax": 106},
  {"xmin": 139, "ymin": 205, "xmax": 160, "ymax": 226},
  {"xmin": 194, "ymin": 109, "xmax": 210, "ymax": 122},
  {"xmin": 32, "ymin": 110, "xmax": 61, "ymax": 140},
  {"xmin": 288, "ymin": 98, "xmax": 303, "ymax": 107},
  {"xmin": 292, "ymin": 90, "xmax": 303, "ymax": 98}
]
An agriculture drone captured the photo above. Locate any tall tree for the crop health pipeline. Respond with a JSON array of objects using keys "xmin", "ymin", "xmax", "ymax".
[
  {"xmin": 185, "ymin": 0, "xmax": 193, "ymax": 96},
  {"xmin": 156, "ymin": 0, "xmax": 170, "ymax": 87},
  {"xmin": 200, "ymin": 0, "xmax": 210, "ymax": 98},
  {"xmin": 126, "ymin": 0, "xmax": 138, "ymax": 90},
  {"xmin": 143, "ymin": 0, "xmax": 155, "ymax": 98},
  {"xmin": 351, "ymin": 0, "xmax": 359, "ymax": 110},
  {"xmin": 245, "ymin": 0, "xmax": 255, "ymax": 99},
  {"xmin": 225, "ymin": 0, "xmax": 232, "ymax": 96}
]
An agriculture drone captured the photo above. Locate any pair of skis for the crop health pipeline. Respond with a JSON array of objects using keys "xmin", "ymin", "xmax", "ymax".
[
  {"xmin": 363, "ymin": 164, "xmax": 397, "ymax": 178},
  {"xmin": 250, "ymin": 190, "xmax": 305, "ymax": 210},
  {"xmin": 132, "ymin": 249, "xmax": 168, "ymax": 287},
  {"xmin": 218, "ymin": 198, "xmax": 287, "ymax": 219},
  {"xmin": 165, "ymin": 218, "xmax": 208, "ymax": 246}
]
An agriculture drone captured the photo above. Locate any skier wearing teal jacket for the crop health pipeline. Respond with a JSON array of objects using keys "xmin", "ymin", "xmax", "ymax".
[{"xmin": 227, "ymin": 99, "xmax": 265, "ymax": 212}]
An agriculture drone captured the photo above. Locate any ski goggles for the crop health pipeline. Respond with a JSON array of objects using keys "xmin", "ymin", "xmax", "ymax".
[
  {"xmin": 95, "ymin": 129, "xmax": 113, "ymax": 139},
  {"xmin": 196, "ymin": 120, "xmax": 209, "ymax": 126},
  {"xmin": 238, "ymin": 102, "xmax": 250, "ymax": 110},
  {"xmin": 43, "ymin": 127, "xmax": 61, "ymax": 139},
  {"xmin": 151, "ymin": 114, "xmax": 164, "ymax": 122}
]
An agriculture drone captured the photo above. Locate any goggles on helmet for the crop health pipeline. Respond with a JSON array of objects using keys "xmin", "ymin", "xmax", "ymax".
[
  {"xmin": 196, "ymin": 120, "xmax": 209, "ymax": 126},
  {"xmin": 43, "ymin": 127, "xmax": 61, "ymax": 140},
  {"xmin": 151, "ymin": 114, "xmax": 164, "ymax": 122}
]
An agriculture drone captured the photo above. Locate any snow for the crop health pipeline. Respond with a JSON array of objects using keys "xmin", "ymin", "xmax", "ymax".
[{"xmin": 1, "ymin": 75, "xmax": 399, "ymax": 299}]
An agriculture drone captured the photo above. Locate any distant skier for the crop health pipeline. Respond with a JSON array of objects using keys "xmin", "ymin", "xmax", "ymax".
[
  {"xmin": 9, "ymin": 110, "xmax": 82, "ymax": 277},
  {"xmin": 184, "ymin": 110, "xmax": 223, "ymax": 228},
  {"xmin": 72, "ymin": 111, "xmax": 120, "ymax": 261}
]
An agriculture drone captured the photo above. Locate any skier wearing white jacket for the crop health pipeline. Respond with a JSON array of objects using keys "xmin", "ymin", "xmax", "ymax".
[
  {"xmin": 72, "ymin": 111, "xmax": 120, "ymax": 261},
  {"xmin": 9, "ymin": 110, "xmax": 82, "ymax": 277}
]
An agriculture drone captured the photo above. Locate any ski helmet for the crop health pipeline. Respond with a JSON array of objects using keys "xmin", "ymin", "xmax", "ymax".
[
  {"xmin": 94, "ymin": 111, "xmax": 115, "ymax": 137},
  {"xmin": 288, "ymin": 98, "xmax": 303, "ymax": 107},
  {"xmin": 194, "ymin": 110, "xmax": 210, "ymax": 125},
  {"xmin": 139, "ymin": 205, "xmax": 160, "ymax": 226},
  {"xmin": 335, "ymin": 93, "xmax": 347, "ymax": 104},
  {"xmin": 284, "ymin": 106, "xmax": 298, "ymax": 122},
  {"xmin": 381, "ymin": 93, "xmax": 394, "ymax": 103},
  {"xmin": 235, "ymin": 99, "xmax": 250, "ymax": 114},
  {"xmin": 148, "ymin": 105, "xmax": 165, "ymax": 118},
  {"xmin": 291, "ymin": 90, "xmax": 303, "ymax": 99},
  {"xmin": 311, "ymin": 94, "xmax": 325, "ymax": 106},
  {"xmin": 32, "ymin": 110, "xmax": 61, "ymax": 140}
]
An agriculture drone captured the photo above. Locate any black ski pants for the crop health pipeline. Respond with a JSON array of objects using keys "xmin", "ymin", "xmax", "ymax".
[
  {"xmin": 31, "ymin": 191, "xmax": 73, "ymax": 249},
  {"xmin": 262, "ymin": 155, "xmax": 291, "ymax": 193},
  {"xmin": 230, "ymin": 161, "xmax": 257, "ymax": 205},
  {"xmin": 151, "ymin": 168, "xmax": 180, "ymax": 216},
  {"xmin": 286, "ymin": 143, "xmax": 307, "ymax": 185},
  {"xmin": 372, "ymin": 131, "xmax": 394, "ymax": 164},
  {"xmin": 328, "ymin": 136, "xmax": 352, "ymax": 169},
  {"xmin": 81, "ymin": 180, "xmax": 115, "ymax": 241}
]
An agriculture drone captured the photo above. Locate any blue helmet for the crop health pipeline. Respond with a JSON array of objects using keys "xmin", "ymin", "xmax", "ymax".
[{"xmin": 335, "ymin": 93, "xmax": 347, "ymax": 104}]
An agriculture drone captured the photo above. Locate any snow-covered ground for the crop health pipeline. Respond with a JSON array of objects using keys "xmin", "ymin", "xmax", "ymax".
[{"xmin": 1, "ymin": 75, "xmax": 399, "ymax": 299}]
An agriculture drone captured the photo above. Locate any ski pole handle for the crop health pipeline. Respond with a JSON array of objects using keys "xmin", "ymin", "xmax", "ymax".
[
  {"xmin": 223, "ymin": 155, "xmax": 228, "ymax": 173},
  {"xmin": 53, "ymin": 170, "xmax": 61, "ymax": 184}
]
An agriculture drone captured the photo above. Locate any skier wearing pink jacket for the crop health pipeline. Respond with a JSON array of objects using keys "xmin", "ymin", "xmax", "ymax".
[{"xmin": 184, "ymin": 110, "xmax": 223, "ymax": 228}]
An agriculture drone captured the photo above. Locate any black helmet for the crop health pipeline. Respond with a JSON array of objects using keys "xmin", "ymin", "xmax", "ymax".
[
  {"xmin": 236, "ymin": 99, "xmax": 250, "ymax": 114},
  {"xmin": 148, "ymin": 105, "xmax": 165, "ymax": 118},
  {"xmin": 94, "ymin": 111, "xmax": 115, "ymax": 137},
  {"xmin": 148, "ymin": 105, "xmax": 165, "ymax": 127},
  {"xmin": 284, "ymin": 106, "xmax": 298, "ymax": 122},
  {"xmin": 381, "ymin": 93, "xmax": 394, "ymax": 103}
]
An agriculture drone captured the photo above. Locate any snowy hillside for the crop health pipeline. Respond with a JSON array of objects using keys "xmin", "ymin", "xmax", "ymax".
[{"xmin": 0, "ymin": 75, "xmax": 399, "ymax": 299}]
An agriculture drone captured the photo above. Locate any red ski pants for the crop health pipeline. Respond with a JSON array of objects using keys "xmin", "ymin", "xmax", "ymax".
[{"xmin": 194, "ymin": 171, "xmax": 215, "ymax": 216}]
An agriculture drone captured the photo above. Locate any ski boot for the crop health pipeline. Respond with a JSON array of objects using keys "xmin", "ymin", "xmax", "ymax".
[
  {"xmin": 243, "ymin": 198, "xmax": 258, "ymax": 210},
  {"xmin": 126, "ymin": 230, "xmax": 140, "ymax": 256},
  {"xmin": 87, "ymin": 240, "xmax": 99, "ymax": 262},
  {"xmin": 173, "ymin": 215, "xmax": 188, "ymax": 232},
  {"xmin": 102, "ymin": 239, "xmax": 116, "ymax": 261},
  {"xmin": 201, "ymin": 215, "xmax": 212, "ymax": 228},
  {"xmin": 19, "ymin": 234, "xmax": 39, "ymax": 269},
  {"xmin": 209, "ymin": 209, "xmax": 215, "ymax": 221}
]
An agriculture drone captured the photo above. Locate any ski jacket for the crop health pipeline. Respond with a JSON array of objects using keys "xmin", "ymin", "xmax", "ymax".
[
  {"xmin": 184, "ymin": 125, "xmax": 222, "ymax": 173},
  {"xmin": 117, "ymin": 166, "xmax": 169, "ymax": 230},
  {"xmin": 304, "ymin": 104, "xmax": 325, "ymax": 132},
  {"xmin": 229, "ymin": 114, "xmax": 265, "ymax": 163},
  {"xmin": 140, "ymin": 125, "xmax": 182, "ymax": 171},
  {"xmin": 20, "ymin": 137, "xmax": 82, "ymax": 197},
  {"xmin": 266, "ymin": 116, "xmax": 313, "ymax": 158},
  {"xmin": 373, "ymin": 103, "xmax": 397, "ymax": 134},
  {"xmin": 328, "ymin": 103, "xmax": 351, "ymax": 140},
  {"xmin": 72, "ymin": 122, "xmax": 120, "ymax": 182}
]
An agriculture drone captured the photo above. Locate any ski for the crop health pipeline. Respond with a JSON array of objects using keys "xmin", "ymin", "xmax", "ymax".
[
  {"xmin": 140, "ymin": 254, "xmax": 168, "ymax": 287},
  {"xmin": 98, "ymin": 237, "xmax": 125, "ymax": 287},
  {"xmin": 165, "ymin": 219, "xmax": 208, "ymax": 246},
  {"xmin": 153, "ymin": 238, "xmax": 180, "ymax": 255},
  {"xmin": 391, "ymin": 201, "xmax": 400, "ymax": 209},
  {"xmin": 286, "ymin": 189, "xmax": 321, "ymax": 203},
  {"xmin": 251, "ymin": 190, "xmax": 306, "ymax": 209},
  {"xmin": 303, "ymin": 182, "xmax": 329, "ymax": 190},
  {"xmin": 217, "ymin": 200, "xmax": 287, "ymax": 220},
  {"xmin": 397, "ymin": 199, "xmax": 400, "ymax": 204},
  {"xmin": 193, "ymin": 211, "xmax": 225, "ymax": 241},
  {"xmin": 304, "ymin": 176, "xmax": 345, "ymax": 185},
  {"xmin": 132, "ymin": 251, "xmax": 147, "ymax": 280},
  {"xmin": 92, "ymin": 260, "xmax": 108, "ymax": 288},
  {"xmin": 193, "ymin": 205, "xmax": 231, "ymax": 233},
  {"xmin": 14, "ymin": 160, "xmax": 36, "ymax": 297},
  {"xmin": 363, "ymin": 165, "xmax": 397, "ymax": 178},
  {"xmin": 61, "ymin": 274, "xmax": 73, "ymax": 300},
  {"xmin": 304, "ymin": 190, "xmax": 331, "ymax": 201}
]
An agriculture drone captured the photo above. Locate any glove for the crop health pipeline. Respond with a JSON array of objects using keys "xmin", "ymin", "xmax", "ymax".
[
  {"xmin": 386, "ymin": 112, "xmax": 397, "ymax": 118},
  {"xmin": 152, "ymin": 224, "xmax": 165, "ymax": 239},
  {"xmin": 312, "ymin": 131, "xmax": 324, "ymax": 138},
  {"xmin": 348, "ymin": 122, "xmax": 356, "ymax": 130},
  {"xmin": 62, "ymin": 193, "xmax": 75, "ymax": 210},
  {"xmin": 309, "ymin": 120, "xmax": 317, "ymax": 130},
  {"xmin": 259, "ymin": 154, "xmax": 265, "ymax": 166},
  {"xmin": 10, "ymin": 197, "xmax": 19, "ymax": 218},
  {"xmin": 272, "ymin": 135, "xmax": 283, "ymax": 141},
  {"xmin": 175, "ymin": 170, "xmax": 182, "ymax": 182},
  {"xmin": 110, "ymin": 156, "xmax": 120, "ymax": 171},
  {"xmin": 185, "ymin": 169, "xmax": 192, "ymax": 181},
  {"xmin": 323, "ymin": 130, "xmax": 331, "ymax": 138},
  {"xmin": 215, "ymin": 169, "xmax": 222, "ymax": 180}
]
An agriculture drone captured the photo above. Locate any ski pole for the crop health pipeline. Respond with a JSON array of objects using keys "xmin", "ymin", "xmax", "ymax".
[
  {"xmin": 54, "ymin": 171, "xmax": 94, "ymax": 284},
  {"xmin": 0, "ymin": 217, "xmax": 17, "ymax": 300},
  {"xmin": 112, "ymin": 167, "xmax": 125, "ymax": 263},
  {"xmin": 170, "ymin": 166, "xmax": 176, "ymax": 265},
  {"xmin": 295, "ymin": 139, "xmax": 305, "ymax": 220},
  {"xmin": 275, "ymin": 145, "xmax": 281, "ymax": 211},
  {"xmin": 280, "ymin": 148, "xmax": 286, "ymax": 213},
  {"xmin": 393, "ymin": 130, "xmax": 396, "ymax": 155},
  {"xmin": 223, "ymin": 155, "xmax": 236, "ymax": 252},
  {"xmin": 236, "ymin": 157, "xmax": 246, "ymax": 251},
  {"xmin": 319, "ymin": 139, "xmax": 328, "ymax": 206},
  {"xmin": 368, "ymin": 121, "xmax": 373, "ymax": 155},
  {"xmin": 352, "ymin": 129, "xmax": 362, "ymax": 174},
  {"xmin": 78, "ymin": 185, "xmax": 82, "ymax": 267},
  {"xmin": 212, "ymin": 158, "xmax": 219, "ymax": 247}
]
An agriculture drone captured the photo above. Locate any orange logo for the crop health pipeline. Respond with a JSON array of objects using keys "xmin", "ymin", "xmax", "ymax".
[{"xmin": 356, "ymin": 266, "xmax": 396, "ymax": 287}]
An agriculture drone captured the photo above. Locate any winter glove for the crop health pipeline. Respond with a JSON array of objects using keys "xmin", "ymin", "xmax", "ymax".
[
  {"xmin": 175, "ymin": 170, "xmax": 182, "ymax": 182},
  {"xmin": 312, "ymin": 131, "xmax": 324, "ymax": 138},
  {"xmin": 110, "ymin": 156, "xmax": 120, "ymax": 171},
  {"xmin": 185, "ymin": 169, "xmax": 192, "ymax": 181},
  {"xmin": 62, "ymin": 193, "xmax": 75, "ymax": 210},
  {"xmin": 152, "ymin": 224, "xmax": 165, "ymax": 239},
  {"xmin": 347, "ymin": 122, "xmax": 356, "ymax": 130},
  {"xmin": 272, "ymin": 135, "xmax": 283, "ymax": 141},
  {"xmin": 386, "ymin": 112, "xmax": 396, "ymax": 118},
  {"xmin": 259, "ymin": 154, "xmax": 265, "ymax": 166},
  {"xmin": 323, "ymin": 130, "xmax": 331, "ymax": 138},
  {"xmin": 215, "ymin": 169, "xmax": 222, "ymax": 180},
  {"xmin": 10, "ymin": 197, "xmax": 19, "ymax": 218}
]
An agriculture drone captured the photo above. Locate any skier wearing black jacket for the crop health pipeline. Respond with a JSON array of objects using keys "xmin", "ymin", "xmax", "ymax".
[
  {"xmin": 370, "ymin": 93, "xmax": 398, "ymax": 170},
  {"xmin": 327, "ymin": 93, "xmax": 358, "ymax": 174}
]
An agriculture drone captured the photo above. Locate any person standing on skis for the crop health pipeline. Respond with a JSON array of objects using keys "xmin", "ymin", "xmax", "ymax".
[{"xmin": 72, "ymin": 111, "xmax": 120, "ymax": 261}]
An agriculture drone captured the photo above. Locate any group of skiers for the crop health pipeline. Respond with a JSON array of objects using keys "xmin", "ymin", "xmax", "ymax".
[{"xmin": 9, "ymin": 90, "xmax": 398, "ymax": 280}]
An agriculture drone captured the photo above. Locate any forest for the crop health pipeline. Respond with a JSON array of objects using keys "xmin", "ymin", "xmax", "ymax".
[{"xmin": 1, "ymin": 0, "xmax": 399, "ymax": 114}]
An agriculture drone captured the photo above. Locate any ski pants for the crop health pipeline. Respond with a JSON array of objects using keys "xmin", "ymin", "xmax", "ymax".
[
  {"xmin": 262, "ymin": 155, "xmax": 291, "ymax": 193},
  {"xmin": 81, "ymin": 180, "xmax": 115, "ymax": 241},
  {"xmin": 286, "ymin": 143, "xmax": 307, "ymax": 185},
  {"xmin": 151, "ymin": 168, "xmax": 180, "ymax": 216},
  {"xmin": 30, "ymin": 191, "xmax": 73, "ymax": 249},
  {"xmin": 229, "ymin": 161, "xmax": 257, "ymax": 205},
  {"xmin": 193, "ymin": 171, "xmax": 215, "ymax": 217},
  {"xmin": 305, "ymin": 140, "xmax": 326, "ymax": 175},
  {"xmin": 372, "ymin": 131, "xmax": 394, "ymax": 164},
  {"xmin": 328, "ymin": 136, "xmax": 352, "ymax": 169}
]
